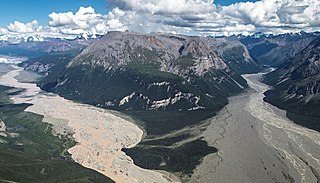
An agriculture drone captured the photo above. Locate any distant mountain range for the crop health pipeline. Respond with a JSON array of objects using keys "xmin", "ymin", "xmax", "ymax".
[
  {"xmin": 0, "ymin": 38, "xmax": 91, "ymax": 55},
  {"xmin": 226, "ymin": 31, "xmax": 320, "ymax": 66},
  {"xmin": 0, "ymin": 32, "xmax": 104, "ymax": 44}
]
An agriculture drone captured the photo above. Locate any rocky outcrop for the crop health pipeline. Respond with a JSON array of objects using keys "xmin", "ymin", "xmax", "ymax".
[
  {"xmin": 68, "ymin": 32, "xmax": 229, "ymax": 77},
  {"xmin": 0, "ymin": 119, "xmax": 6, "ymax": 132},
  {"xmin": 263, "ymin": 36, "xmax": 320, "ymax": 132}
]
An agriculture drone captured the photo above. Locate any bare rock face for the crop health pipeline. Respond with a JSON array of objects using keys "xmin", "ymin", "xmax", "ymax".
[
  {"xmin": 209, "ymin": 37, "xmax": 261, "ymax": 74},
  {"xmin": 40, "ymin": 31, "xmax": 249, "ymax": 114},
  {"xmin": 0, "ymin": 120, "xmax": 6, "ymax": 131},
  {"xmin": 68, "ymin": 32, "xmax": 230, "ymax": 77},
  {"xmin": 277, "ymin": 36, "xmax": 320, "ymax": 97},
  {"xmin": 264, "ymin": 36, "xmax": 320, "ymax": 132},
  {"xmin": 0, "ymin": 119, "xmax": 7, "ymax": 142},
  {"xmin": 24, "ymin": 62, "xmax": 54, "ymax": 73},
  {"xmin": 284, "ymin": 36, "xmax": 320, "ymax": 104}
]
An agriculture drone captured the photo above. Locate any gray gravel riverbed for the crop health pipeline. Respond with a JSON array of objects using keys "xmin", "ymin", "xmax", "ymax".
[{"xmin": 189, "ymin": 72, "xmax": 320, "ymax": 183}]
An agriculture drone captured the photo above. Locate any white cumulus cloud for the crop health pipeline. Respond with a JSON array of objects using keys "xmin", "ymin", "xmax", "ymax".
[
  {"xmin": 216, "ymin": 0, "xmax": 320, "ymax": 34},
  {"xmin": 2, "ymin": 0, "xmax": 320, "ymax": 39},
  {"xmin": 49, "ymin": 12, "xmax": 74, "ymax": 27},
  {"xmin": 8, "ymin": 20, "xmax": 41, "ymax": 33},
  {"xmin": 106, "ymin": 0, "xmax": 320, "ymax": 35},
  {"xmin": 0, "ymin": 27, "xmax": 8, "ymax": 34},
  {"xmin": 109, "ymin": 0, "xmax": 214, "ymax": 14},
  {"xmin": 47, "ymin": 6, "xmax": 122, "ymax": 35}
]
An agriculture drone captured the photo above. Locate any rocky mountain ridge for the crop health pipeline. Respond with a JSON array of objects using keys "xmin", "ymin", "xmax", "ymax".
[
  {"xmin": 69, "ymin": 31, "xmax": 260, "ymax": 74},
  {"xmin": 69, "ymin": 32, "xmax": 228, "ymax": 76},
  {"xmin": 40, "ymin": 31, "xmax": 249, "ymax": 114},
  {"xmin": 263, "ymin": 36, "xmax": 320, "ymax": 131},
  {"xmin": 228, "ymin": 31, "xmax": 320, "ymax": 66}
]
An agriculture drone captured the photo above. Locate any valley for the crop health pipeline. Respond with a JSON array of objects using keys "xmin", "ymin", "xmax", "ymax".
[
  {"xmin": 190, "ymin": 72, "xmax": 320, "ymax": 183},
  {"xmin": 0, "ymin": 32, "xmax": 319, "ymax": 183},
  {"xmin": 1, "ymin": 0, "xmax": 320, "ymax": 182},
  {"xmin": 0, "ymin": 66, "xmax": 179, "ymax": 183},
  {"xmin": 0, "ymin": 65, "xmax": 114, "ymax": 183},
  {"xmin": 1, "ymin": 60, "xmax": 319, "ymax": 183}
]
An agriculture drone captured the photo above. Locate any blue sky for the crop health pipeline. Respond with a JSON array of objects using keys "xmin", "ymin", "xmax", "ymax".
[
  {"xmin": 0, "ymin": 0, "xmax": 319, "ymax": 37},
  {"xmin": 214, "ymin": 0, "xmax": 258, "ymax": 6},
  {"xmin": 0, "ymin": 0, "xmax": 259, "ymax": 27},
  {"xmin": 0, "ymin": 0, "xmax": 108, "ymax": 27}
]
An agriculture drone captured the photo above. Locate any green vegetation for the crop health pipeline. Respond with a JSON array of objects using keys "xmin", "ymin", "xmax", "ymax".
[
  {"xmin": 19, "ymin": 49, "xmax": 80, "ymax": 75},
  {"xmin": 263, "ymin": 71, "xmax": 320, "ymax": 132},
  {"xmin": 222, "ymin": 46, "xmax": 262, "ymax": 74},
  {"xmin": 125, "ymin": 110, "xmax": 216, "ymax": 136},
  {"xmin": 264, "ymin": 88, "xmax": 320, "ymax": 132},
  {"xmin": 126, "ymin": 62, "xmax": 182, "ymax": 82},
  {"xmin": 123, "ymin": 139, "xmax": 216, "ymax": 181},
  {"xmin": 0, "ymin": 85, "xmax": 114, "ymax": 183},
  {"xmin": 19, "ymin": 42, "xmax": 251, "ymax": 181},
  {"xmin": 176, "ymin": 53, "xmax": 195, "ymax": 69}
]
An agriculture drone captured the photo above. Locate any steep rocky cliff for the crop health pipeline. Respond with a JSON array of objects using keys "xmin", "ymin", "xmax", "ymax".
[
  {"xmin": 209, "ymin": 38, "xmax": 261, "ymax": 73},
  {"xmin": 264, "ymin": 36, "xmax": 320, "ymax": 131}
]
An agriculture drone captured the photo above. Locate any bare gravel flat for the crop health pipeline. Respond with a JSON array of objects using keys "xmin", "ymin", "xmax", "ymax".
[
  {"xmin": 2, "ymin": 65, "xmax": 319, "ymax": 183},
  {"xmin": 189, "ymin": 72, "xmax": 320, "ymax": 183},
  {"xmin": 0, "ymin": 67, "xmax": 178, "ymax": 183}
]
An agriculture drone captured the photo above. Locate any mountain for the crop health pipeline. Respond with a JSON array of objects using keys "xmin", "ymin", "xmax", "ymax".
[
  {"xmin": 0, "ymin": 34, "xmax": 45, "ymax": 44},
  {"xmin": 0, "ymin": 31, "xmax": 102, "ymax": 44},
  {"xmin": 237, "ymin": 32, "xmax": 319, "ymax": 66},
  {"xmin": 0, "ymin": 38, "xmax": 96, "ymax": 77},
  {"xmin": 19, "ymin": 50, "xmax": 81, "ymax": 74},
  {"xmin": 39, "ymin": 32, "xmax": 248, "ymax": 119},
  {"xmin": 13, "ymin": 31, "xmax": 320, "ymax": 180},
  {"xmin": 0, "ymin": 36, "xmax": 99, "ymax": 59},
  {"xmin": 209, "ymin": 37, "xmax": 261, "ymax": 73},
  {"xmin": 263, "ymin": 36, "xmax": 320, "ymax": 132},
  {"xmin": 34, "ymin": 31, "xmax": 251, "ymax": 180},
  {"xmin": 20, "ymin": 33, "xmax": 260, "ymax": 76}
]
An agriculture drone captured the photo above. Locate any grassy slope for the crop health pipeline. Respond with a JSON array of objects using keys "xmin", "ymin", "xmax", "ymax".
[{"xmin": 0, "ymin": 85, "xmax": 114, "ymax": 183}]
